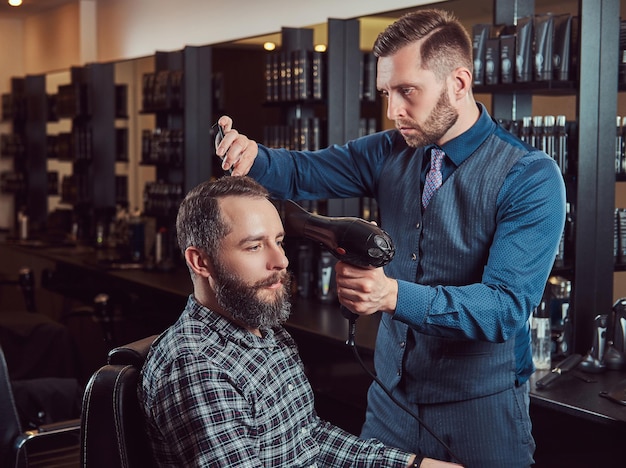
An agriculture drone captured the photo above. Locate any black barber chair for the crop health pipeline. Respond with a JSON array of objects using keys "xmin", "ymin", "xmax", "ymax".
[
  {"xmin": 0, "ymin": 344, "xmax": 80, "ymax": 467},
  {"xmin": 80, "ymin": 335, "xmax": 159, "ymax": 468}
]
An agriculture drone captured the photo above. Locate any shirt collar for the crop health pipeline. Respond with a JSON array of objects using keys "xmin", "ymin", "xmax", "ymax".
[{"xmin": 436, "ymin": 102, "xmax": 495, "ymax": 167}]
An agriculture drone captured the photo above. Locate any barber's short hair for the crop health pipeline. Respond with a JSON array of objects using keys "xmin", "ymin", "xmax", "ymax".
[
  {"xmin": 176, "ymin": 176, "xmax": 269, "ymax": 259},
  {"xmin": 373, "ymin": 9, "xmax": 473, "ymax": 80}
]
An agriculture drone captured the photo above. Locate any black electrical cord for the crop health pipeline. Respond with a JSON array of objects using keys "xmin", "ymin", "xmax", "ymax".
[{"xmin": 345, "ymin": 313, "xmax": 466, "ymax": 466}]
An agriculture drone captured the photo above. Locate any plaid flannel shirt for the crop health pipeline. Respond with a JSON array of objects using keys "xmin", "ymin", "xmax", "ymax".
[{"xmin": 139, "ymin": 295, "xmax": 411, "ymax": 467}]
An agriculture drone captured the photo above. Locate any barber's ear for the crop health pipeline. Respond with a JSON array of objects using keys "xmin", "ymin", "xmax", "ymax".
[
  {"xmin": 184, "ymin": 247, "xmax": 214, "ymax": 278},
  {"xmin": 452, "ymin": 66, "xmax": 472, "ymax": 97}
]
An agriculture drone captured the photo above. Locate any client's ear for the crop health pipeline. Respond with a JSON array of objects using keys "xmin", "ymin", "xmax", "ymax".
[{"xmin": 184, "ymin": 247, "xmax": 214, "ymax": 278}]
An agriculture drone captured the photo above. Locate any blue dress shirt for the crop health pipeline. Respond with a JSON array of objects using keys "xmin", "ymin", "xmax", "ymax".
[{"xmin": 249, "ymin": 103, "xmax": 566, "ymax": 385}]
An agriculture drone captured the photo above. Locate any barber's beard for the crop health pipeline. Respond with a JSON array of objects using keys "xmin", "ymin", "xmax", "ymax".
[
  {"xmin": 398, "ymin": 86, "xmax": 458, "ymax": 148},
  {"xmin": 212, "ymin": 266, "xmax": 292, "ymax": 330}
]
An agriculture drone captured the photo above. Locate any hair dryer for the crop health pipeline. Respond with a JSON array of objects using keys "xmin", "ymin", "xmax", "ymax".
[
  {"xmin": 284, "ymin": 200, "xmax": 395, "ymax": 341},
  {"xmin": 283, "ymin": 200, "xmax": 395, "ymax": 269}
]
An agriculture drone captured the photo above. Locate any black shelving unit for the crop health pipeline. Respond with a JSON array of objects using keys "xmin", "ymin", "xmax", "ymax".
[
  {"xmin": 481, "ymin": 0, "xmax": 619, "ymax": 355},
  {"xmin": 573, "ymin": 0, "xmax": 619, "ymax": 354},
  {"xmin": 53, "ymin": 63, "xmax": 121, "ymax": 243},
  {"xmin": 263, "ymin": 27, "xmax": 322, "ymax": 149},
  {"xmin": 140, "ymin": 46, "xmax": 213, "ymax": 265},
  {"xmin": 23, "ymin": 75, "xmax": 48, "ymax": 233},
  {"xmin": 261, "ymin": 20, "xmax": 366, "ymax": 218},
  {"xmin": 326, "ymin": 18, "xmax": 362, "ymax": 217},
  {"xmin": 2, "ymin": 66, "xmax": 127, "ymax": 242},
  {"xmin": 1, "ymin": 75, "xmax": 48, "ymax": 235}
]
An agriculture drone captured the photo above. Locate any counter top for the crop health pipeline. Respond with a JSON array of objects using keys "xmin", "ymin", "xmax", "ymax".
[{"xmin": 530, "ymin": 365, "xmax": 626, "ymax": 426}]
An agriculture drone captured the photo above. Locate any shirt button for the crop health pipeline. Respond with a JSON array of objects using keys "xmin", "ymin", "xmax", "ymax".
[
  {"xmin": 301, "ymin": 427, "xmax": 308, "ymax": 435},
  {"xmin": 397, "ymin": 369, "xmax": 401, "ymax": 376},
  {"xmin": 416, "ymin": 222, "xmax": 420, "ymax": 229},
  {"xmin": 400, "ymin": 341, "xmax": 406, "ymax": 348},
  {"xmin": 411, "ymin": 253, "xmax": 417, "ymax": 261},
  {"xmin": 288, "ymin": 384, "xmax": 294, "ymax": 391}
]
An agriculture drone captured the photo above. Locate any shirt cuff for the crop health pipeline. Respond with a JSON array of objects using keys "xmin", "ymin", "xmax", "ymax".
[
  {"xmin": 392, "ymin": 279, "xmax": 434, "ymax": 327},
  {"xmin": 380, "ymin": 446, "xmax": 417, "ymax": 468},
  {"xmin": 248, "ymin": 145, "xmax": 269, "ymax": 179}
]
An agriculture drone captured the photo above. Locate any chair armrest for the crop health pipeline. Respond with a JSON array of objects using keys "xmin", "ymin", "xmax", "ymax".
[
  {"xmin": 15, "ymin": 419, "xmax": 80, "ymax": 468},
  {"xmin": 35, "ymin": 418, "xmax": 81, "ymax": 433}
]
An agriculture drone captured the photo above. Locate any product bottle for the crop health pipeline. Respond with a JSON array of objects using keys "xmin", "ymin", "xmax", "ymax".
[
  {"xmin": 520, "ymin": 116, "xmax": 532, "ymax": 145},
  {"xmin": 555, "ymin": 115, "xmax": 568, "ymax": 176},
  {"xmin": 548, "ymin": 276, "xmax": 572, "ymax": 358},
  {"xmin": 543, "ymin": 115, "xmax": 556, "ymax": 160},
  {"xmin": 531, "ymin": 300, "xmax": 552, "ymax": 370},
  {"xmin": 316, "ymin": 250, "xmax": 337, "ymax": 303},
  {"xmin": 563, "ymin": 202, "xmax": 575, "ymax": 265},
  {"xmin": 616, "ymin": 116, "xmax": 623, "ymax": 175},
  {"xmin": 621, "ymin": 117, "xmax": 626, "ymax": 175},
  {"xmin": 531, "ymin": 115, "xmax": 544, "ymax": 150},
  {"xmin": 296, "ymin": 242, "xmax": 314, "ymax": 299},
  {"xmin": 17, "ymin": 209, "xmax": 28, "ymax": 240}
]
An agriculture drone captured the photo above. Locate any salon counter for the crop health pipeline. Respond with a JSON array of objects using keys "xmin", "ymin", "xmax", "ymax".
[
  {"xmin": 531, "ymin": 366, "xmax": 626, "ymax": 425},
  {"xmin": 529, "ymin": 367, "xmax": 626, "ymax": 466}
]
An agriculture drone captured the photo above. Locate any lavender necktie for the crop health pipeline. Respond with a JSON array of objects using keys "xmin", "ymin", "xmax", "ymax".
[{"xmin": 422, "ymin": 148, "xmax": 445, "ymax": 209}]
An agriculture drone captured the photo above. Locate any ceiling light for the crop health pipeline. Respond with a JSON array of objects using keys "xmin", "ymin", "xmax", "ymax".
[
  {"xmin": 8, "ymin": 0, "xmax": 23, "ymax": 7},
  {"xmin": 314, "ymin": 44, "xmax": 327, "ymax": 53},
  {"xmin": 263, "ymin": 42, "xmax": 276, "ymax": 51}
]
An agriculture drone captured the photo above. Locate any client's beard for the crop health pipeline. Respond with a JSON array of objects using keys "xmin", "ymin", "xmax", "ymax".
[{"xmin": 212, "ymin": 266, "xmax": 292, "ymax": 330}]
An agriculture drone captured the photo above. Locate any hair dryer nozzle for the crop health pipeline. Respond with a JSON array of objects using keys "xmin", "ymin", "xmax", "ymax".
[{"xmin": 283, "ymin": 200, "xmax": 395, "ymax": 269}]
